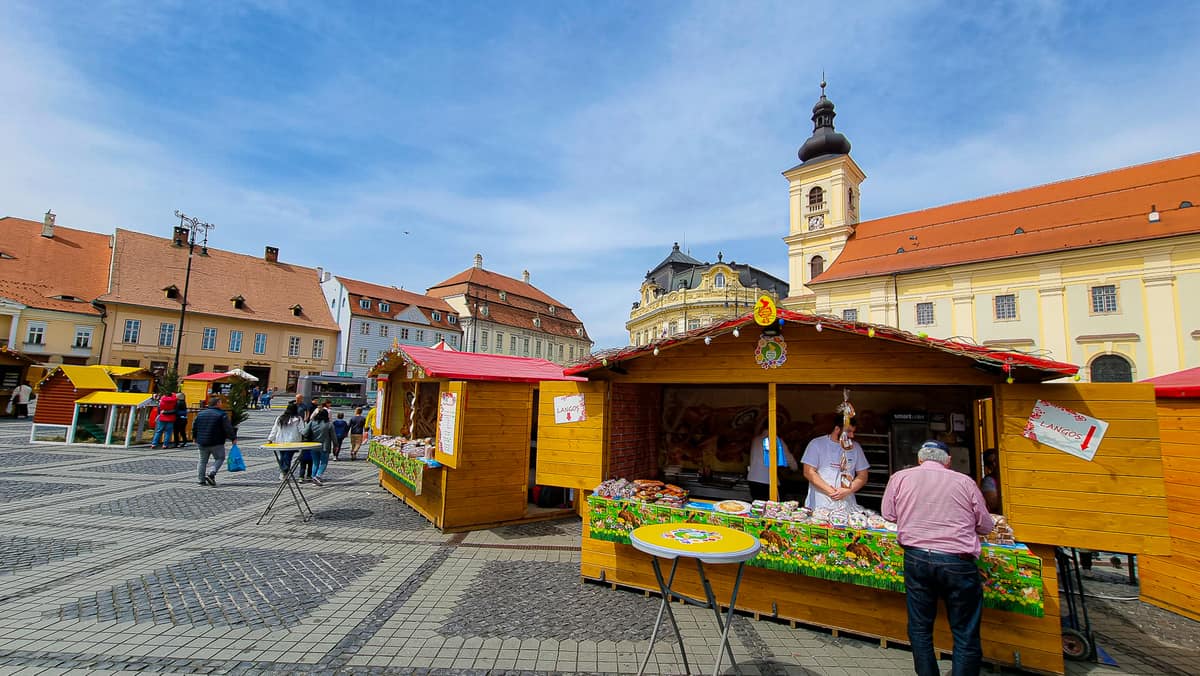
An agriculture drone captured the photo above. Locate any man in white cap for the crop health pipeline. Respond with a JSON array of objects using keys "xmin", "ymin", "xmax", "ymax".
[{"xmin": 882, "ymin": 440, "xmax": 994, "ymax": 676}]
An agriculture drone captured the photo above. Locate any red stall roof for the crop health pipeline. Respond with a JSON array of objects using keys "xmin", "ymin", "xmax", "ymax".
[
  {"xmin": 373, "ymin": 344, "xmax": 583, "ymax": 383},
  {"xmin": 1142, "ymin": 366, "xmax": 1200, "ymax": 399},
  {"xmin": 183, "ymin": 372, "xmax": 238, "ymax": 382},
  {"xmin": 569, "ymin": 309, "xmax": 1079, "ymax": 381}
]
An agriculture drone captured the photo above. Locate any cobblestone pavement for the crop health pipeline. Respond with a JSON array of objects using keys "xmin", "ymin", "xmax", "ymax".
[{"xmin": 0, "ymin": 410, "xmax": 1188, "ymax": 674}]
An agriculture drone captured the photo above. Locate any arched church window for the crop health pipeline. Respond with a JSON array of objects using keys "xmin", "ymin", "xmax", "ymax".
[
  {"xmin": 808, "ymin": 187, "xmax": 824, "ymax": 208},
  {"xmin": 1090, "ymin": 354, "xmax": 1133, "ymax": 383},
  {"xmin": 810, "ymin": 255, "xmax": 825, "ymax": 280}
]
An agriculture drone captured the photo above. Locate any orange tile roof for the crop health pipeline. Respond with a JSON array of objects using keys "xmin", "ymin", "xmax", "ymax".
[
  {"xmin": 97, "ymin": 229, "xmax": 339, "ymax": 330},
  {"xmin": 0, "ymin": 217, "xmax": 113, "ymax": 315},
  {"xmin": 336, "ymin": 276, "xmax": 459, "ymax": 330},
  {"xmin": 814, "ymin": 152, "xmax": 1200, "ymax": 284},
  {"xmin": 427, "ymin": 266, "xmax": 590, "ymax": 341}
]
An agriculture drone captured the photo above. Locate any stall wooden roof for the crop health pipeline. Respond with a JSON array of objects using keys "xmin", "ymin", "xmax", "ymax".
[
  {"xmin": 76, "ymin": 391, "xmax": 154, "ymax": 406},
  {"xmin": 370, "ymin": 344, "xmax": 583, "ymax": 383},
  {"xmin": 1142, "ymin": 366, "xmax": 1200, "ymax": 399},
  {"xmin": 42, "ymin": 365, "xmax": 119, "ymax": 390},
  {"xmin": 184, "ymin": 371, "xmax": 240, "ymax": 382},
  {"xmin": 568, "ymin": 309, "xmax": 1079, "ymax": 381}
]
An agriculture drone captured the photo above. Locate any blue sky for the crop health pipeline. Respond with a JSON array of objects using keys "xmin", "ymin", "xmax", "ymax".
[{"xmin": 3, "ymin": 1, "xmax": 1199, "ymax": 349}]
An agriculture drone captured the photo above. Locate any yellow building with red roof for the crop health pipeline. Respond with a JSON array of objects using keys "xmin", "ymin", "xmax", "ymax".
[
  {"xmin": 781, "ymin": 84, "xmax": 1200, "ymax": 381},
  {"xmin": 427, "ymin": 254, "xmax": 592, "ymax": 364}
]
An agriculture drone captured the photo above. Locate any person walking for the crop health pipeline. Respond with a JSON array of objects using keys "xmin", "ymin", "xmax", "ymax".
[
  {"xmin": 348, "ymin": 407, "xmax": 367, "ymax": 461},
  {"xmin": 267, "ymin": 402, "xmax": 305, "ymax": 480},
  {"xmin": 882, "ymin": 440, "xmax": 995, "ymax": 676},
  {"xmin": 12, "ymin": 381, "xmax": 33, "ymax": 418},
  {"xmin": 172, "ymin": 391, "xmax": 189, "ymax": 448},
  {"xmin": 332, "ymin": 412, "xmax": 349, "ymax": 460},
  {"xmin": 294, "ymin": 393, "xmax": 314, "ymax": 421},
  {"xmin": 192, "ymin": 396, "xmax": 237, "ymax": 487},
  {"xmin": 303, "ymin": 408, "xmax": 335, "ymax": 486},
  {"xmin": 150, "ymin": 391, "xmax": 178, "ymax": 449},
  {"xmin": 250, "ymin": 385, "xmax": 261, "ymax": 410},
  {"xmin": 260, "ymin": 387, "xmax": 274, "ymax": 410}
]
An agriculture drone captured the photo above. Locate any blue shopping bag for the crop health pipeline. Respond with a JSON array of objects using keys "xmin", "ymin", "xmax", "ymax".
[{"xmin": 226, "ymin": 443, "xmax": 247, "ymax": 472}]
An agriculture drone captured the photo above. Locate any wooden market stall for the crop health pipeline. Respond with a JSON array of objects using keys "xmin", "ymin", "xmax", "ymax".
[
  {"xmin": 534, "ymin": 309, "xmax": 1172, "ymax": 675},
  {"xmin": 30, "ymin": 365, "xmax": 153, "ymax": 443},
  {"xmin": 0, "ymin": 346, "xmax": 38, "ymax": 416},
  {"xmin": 366, "ymin": 344, "xmax": 583, "ymax": 532},
  {"xmin": 67, "ymin": 391, "xmax": 156, "ymax": 447},
  {"xmin": 1138, "ymin": 366, "xmax": 1200, "ymax": 621}
]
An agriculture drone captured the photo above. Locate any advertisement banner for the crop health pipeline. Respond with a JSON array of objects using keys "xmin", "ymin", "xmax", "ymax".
[
  {"xmin": 553, "ymin": 394, "xmax": 587, "ymax": 424},
  {"xmin": 1022, "ymin": 399, "xmax": 1108, "ymax": 461}
]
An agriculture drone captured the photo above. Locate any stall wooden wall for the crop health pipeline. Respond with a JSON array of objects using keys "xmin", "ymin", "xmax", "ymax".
[
  {"xmin": 1140, "ymin": 397, "xmax": 1200, "ymax": 621},
  {"xmin": 441, "ymin": 381, "xmax": 533, "ymax": 530},
  {"xmin": 33, "ymin": 376, "xmax": 99, "ymax": 425},
  {"xmin": 381, "ymin": 468, "xmax": 446, "ymax": 528},
  {"xmin": 580, "ymin": 510, "xmax": 1064, "ymax": 673},
  {"xmin": 995, "ymin": 383, "xmax": 1171, "ymax": 555},
  {"xmin": 536, "ymin": 381, "xmax": 609, "ymax": 489}
]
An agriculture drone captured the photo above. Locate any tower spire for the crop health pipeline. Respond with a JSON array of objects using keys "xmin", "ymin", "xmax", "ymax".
[{"xmin": 798, "ymin": 77, "xmax": 851, "ymax": 163}]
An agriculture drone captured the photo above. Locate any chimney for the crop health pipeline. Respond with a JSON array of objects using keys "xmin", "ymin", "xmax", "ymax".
[
  {"xmin": 316, "ymin": 266, "xmax": 324, "ymax": 280},
  {"xmin": 522, "ymin": 269, "xmax": 530, "ymax": 284},
  {"xmin": 172, "ymin": 226, "xmax": 188, "ymax": 247},
  {"xmin": 41, "ymin": 210, "xmax": 56, "ymax": 238},
  {"xmin": 473, "ymin": 253, "xmax": 483, "ymax": 269},
  {"xmin": 265, "ymin": 246, "xmax": 279, "ymax": 263},
  {"xmin": 322, "ymin": 271, "xmax": 331, "ymax": 283}
]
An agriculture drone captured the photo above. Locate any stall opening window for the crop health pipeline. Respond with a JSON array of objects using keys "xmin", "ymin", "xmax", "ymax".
[
  {"xmin": 201, "ymin": 328, "xmax": 217, "ymax": 351},
  {"xmin": 480, "ymin": 330, "xmax": 489, "ymax": 351},
  {"xmin": 122, "ymin": 319, "xmax": 140, "ymax": 344},
  {"xmin": 380, "ymin": 303, "xmax": 390, "ymax": 313},
  {"xmin": 73, "ymin": 326, "xmax": 93, "ymax": 349},
  {"xmin": 400, "ymin": 328, "xmax": 410, "ymax": 340},
  {"xmin": 810, "ymin": 255, "xmax": 825, "ymax": 280},
  {"xmin": 1091, "ymin": 354, "xmax": 1133, "ymax": 382},
  {"xmin": 842, "ymin": 309, "xmax": 858, "ymax": 322},
  {"xmin": 994, "ymin": 294, "xmax": 1017, "ymax": 320},
  {"xmin": 25, "ymin": 322, "xmax": 46, "ymax": 345},
  {"xmin": 1090, "ymin": 284, "xmax": 1119, "ymax": 314},
  {"xmin": 360, "ymin": 322, "xmax": 370, "ymax": 335},
  {"xmin": 379, "ymin": 325, "xmax": 389, "ymax": 338},
  {"xmin": 288, "ymin": 336, "xmax": 301, "ymax": 357},
  {"xmin": 359, "ymin": 299, "xmax": 371, "ymax": 310},
  {"xmin": 916, "ymin": 302, "xmax": 935, "ymax": 326},
  {"xmin": 253, "ymin": 332, "xmax": 267, "ymax": 354},
  {"xmin": 358, "ymin": 348, "xmax": 369, "ymax": 364},
  {"xmin": 229, "ymin": 330, "xmax": 243, "ymax": 353},
  {"xmin": 312, "ymin": 339, "xmax": 325, "ymax": 360},
  {"xmin": 714, "ymin": 272, "xmax": 726, "ymax": 288}
]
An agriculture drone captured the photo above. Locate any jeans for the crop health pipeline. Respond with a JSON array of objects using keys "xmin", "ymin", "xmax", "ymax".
[
  {"xmin": 313, "ymin": 449, "xmax": 330, "ymax": 478},
  {"xmin": 151, "ymin": 420, "xmax": 174, "ymax": 447},
  {"xmin": 903, "ymin": 548, "xmax": 984, "ymax": 676},
  {"xmin": 198, "ymin": 444, "xmax": 226, "ymax": 483}
]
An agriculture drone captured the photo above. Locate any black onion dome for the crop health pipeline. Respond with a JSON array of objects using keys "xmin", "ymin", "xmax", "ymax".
[{"xmin": 798, "ymin": 81, "xmax": 852, "ymax": 163}]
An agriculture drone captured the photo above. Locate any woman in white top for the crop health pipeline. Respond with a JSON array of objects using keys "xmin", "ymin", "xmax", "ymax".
[{"xmin": 268, "ymin": 402, "xmax": 305, "ymax": 479}]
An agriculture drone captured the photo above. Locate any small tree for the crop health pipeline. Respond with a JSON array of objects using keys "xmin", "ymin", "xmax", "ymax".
[
  {"xmin": 157, "ymin": 368, "xmax": 179, "ymax": 396},
  {"xmin": 227, "ymin": 378, "xmax": 251, "ymax": 428}
]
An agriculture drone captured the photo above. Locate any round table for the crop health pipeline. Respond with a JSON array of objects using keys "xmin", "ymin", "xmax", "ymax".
[
  {"xmin": 256, "ymin": 442, "xmax": 322, "ymax": 524},
  {"xmin": 630, "ymin": 523, "xmax": 761, "ymax": 675}
]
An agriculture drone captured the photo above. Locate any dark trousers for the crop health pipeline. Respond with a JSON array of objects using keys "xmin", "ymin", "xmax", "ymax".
[
  {"xmin": 903, "ymin": 548, "xmax": 984, "ymax": 676},
  {"xmin": 299, "ymin": 449, "xmax": 313, "ymax": 479},
  {"xmin": 173, "ymin": 415, "xmax": 188, "ymax": 445}
]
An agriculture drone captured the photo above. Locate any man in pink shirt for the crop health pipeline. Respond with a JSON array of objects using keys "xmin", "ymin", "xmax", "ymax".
[{"xmin": 882, "ymin": 440, "xmax": 994, "ymax": 676}]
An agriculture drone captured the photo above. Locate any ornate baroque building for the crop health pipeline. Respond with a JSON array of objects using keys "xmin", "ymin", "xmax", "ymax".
[
  {"xmin": 780, "ymin": 82, "xmax": 1200, "ymax": 381},
  {"xmin": 627, "ymin": 243, "xmax": 788, "ymax": 346}
]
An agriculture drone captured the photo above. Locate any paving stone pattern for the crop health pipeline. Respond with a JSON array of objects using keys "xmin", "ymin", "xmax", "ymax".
[
  {"xmin": 438, "ymin": 559, "xmax": 677, "ymax": 643},
  {"xmin": 79, "ymin": 458, "xmax": 198, "ymax": 475},
  {"xmin": 55, "ymin": 547, "xmax": 383, "ymax": 628},
  {"xmin": 493, "ymin": 518, "xmax": 570, "ymax": 539},
  {"xmin": 0, "ymin": 479, "xmax": 90, "ymax": 504},
  {"xmin": 0, "ymin": 451, "xmax": 90, "ymax": 467},
  {"xmin": 73, "ymin": 486, "xmax": 265, "ymax": 519},
  {"xmin": 0, "ymin": 535, "xmax": 103, "ymax": 576},
  {"xmin": 303, "ymin": 494, "xmax": 433, "ymax": 531}
]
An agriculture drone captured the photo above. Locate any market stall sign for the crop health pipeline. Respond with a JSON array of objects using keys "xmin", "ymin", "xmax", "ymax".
[
  {"xmin": 367, "ymin": 440, "xmax": 425, "ymax": 495},
  {"xmin": 587, "ymin": 495, "xmax": 1045, "ymax": 618},
  {"xmin": 553, "ymin": 393, "xmax": 588, "ymax": 424},
  {"xmin": 753, "ymin": 295, "xmax": 777, "ymax": 326},
  {"xmin": 755, "ymin": 335, "xmax": 787, "ymax": 369},
  {"xmin": 1022, "ymin": 399, "xmax": 1109, "ymax": 461}
]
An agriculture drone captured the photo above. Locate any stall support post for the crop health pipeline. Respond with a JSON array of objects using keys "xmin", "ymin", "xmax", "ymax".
[
  {"xmin": 67, "ymin": 404, "xmax": 80, "ymax": 444},
  {"xmin": 124, "ymin": 406, "xmax": 136, "ymax": 448},
  {"xmin": 768, "ymin": 382, "xmax": 778, "ymax": 501},
  {"xmin": 104, "ymin": 406, "xmax": 116, "ymax": 446}
]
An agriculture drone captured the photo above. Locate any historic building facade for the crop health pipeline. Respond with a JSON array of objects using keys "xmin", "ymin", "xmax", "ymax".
[
  {"xmin": 0, "ymin": 214, "xmax": 111, "ymax": 366},
  {"xmin": 97, "ymin": 230, "xmax": 339, "ymax": 392},
  {"xmin": 626, "ymin": 243, "xmax": 788, "ymax": 346},
  {"xmin": 779, "ymin": 84, "xmax": 1200, "ymax": 381},
  {"xmin": 321, "ymin": 275, "xmax": 461, "ymax": 386},
  {"xmin": 427, "ymin": 254, "xmax": 591, "ymax": 364}
]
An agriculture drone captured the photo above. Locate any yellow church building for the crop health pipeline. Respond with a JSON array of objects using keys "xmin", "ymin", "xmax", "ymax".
[{"xmin": 780, "ymin": 83, "xmax": 1200, "ymax": 381}]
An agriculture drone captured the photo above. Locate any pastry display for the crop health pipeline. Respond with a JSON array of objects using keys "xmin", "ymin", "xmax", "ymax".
[{"xmin": 715, "ymin": 500, "xmax": 752, "ymax": 515}]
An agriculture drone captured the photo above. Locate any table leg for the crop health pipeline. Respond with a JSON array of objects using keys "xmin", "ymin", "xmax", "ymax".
[
  {"xmin": 639, "ymin": 557, "xmax": 690, "ymax": 676},
  {"xmin": 695, "ymin": 559, "xmax": 739, "ymax": 673},
  {"xmin": 711, "ymin": 562, "xmax": 747, "ymax": 676},
  {"xmin": 257, "ymin": 452, "xmax": 313, "ymax": 524}
]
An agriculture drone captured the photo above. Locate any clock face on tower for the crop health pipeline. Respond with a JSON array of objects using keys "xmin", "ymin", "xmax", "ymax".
[{"xmin": 808, "ymin": 214, "xmax": 825, "ymax": 231}]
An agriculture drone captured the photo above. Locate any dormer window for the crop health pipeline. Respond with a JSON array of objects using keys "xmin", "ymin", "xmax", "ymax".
[
  {"xmin": 533, "ymin": 317, "xmax": 542, "ymax": 328},
  {"xmin": 575, "ymin": 327, "xmax": 583, "ymax": 337},
  {"xmin": 480, "ymin": 305, "xmax": 490, "ymax": 317},
  {"xmin": 498, "ymin": 291, "xmax": 507, "ymax": 301},
  {"xmin": 432, "ymin": 311, "xmax": 441, "ymax": 322},
  {"xmin": 548, "ymin": 305, "xmax": 556, "ymax": 314},
  {"xmin": 714, "ymin": 272, "xmax": 726, "ymax": 289},
  {"xmin": 290, "ymin": 304, "xmax": 303, "ymax": 317},
  {"xmin": 163, "ymin": 285, "xmax": 180, "ymax": 300},
  {"xmin": 380, "ymin": 302, "xmax": 390, "ymax": 313},
  {"xmin": 359, "ymin": 299, "xmax": 371, "ymax": 310},
  {"xmin": 231, "ymin": 295, "xmax": 245, "ymax": 310},
  {"xmin": 53, "ymin": 294, "xmax": 81, "ymax": 302},
  {"xmin": 448, "ymin": 315, "xmax": 457, "ymax": 324}
]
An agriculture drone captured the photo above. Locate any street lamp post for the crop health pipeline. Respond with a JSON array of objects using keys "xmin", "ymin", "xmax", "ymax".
[{"xmin": 172, "ymin": 210, "xmax": 214, "ymax": 374}]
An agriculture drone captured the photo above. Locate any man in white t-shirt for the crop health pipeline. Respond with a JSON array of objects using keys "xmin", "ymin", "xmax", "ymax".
[
  {"xmin": 13, "ymin": 382, "xmax": 33, "ymax": 419},
  {"xmin": 801, "ymin": 416, "xmax": 870, "ymax": 510}
]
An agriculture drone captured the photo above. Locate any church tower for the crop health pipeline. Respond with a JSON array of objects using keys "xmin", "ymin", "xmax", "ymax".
[{"xmin": 781, "ymin": 80, "xmax": 866, "ymax": 310}]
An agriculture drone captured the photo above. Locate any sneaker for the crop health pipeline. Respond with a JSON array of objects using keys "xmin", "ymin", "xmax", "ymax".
[
  {"xmin": 312, "ymin": 476, "xmax": 324, "ymax": 486},
  {"xmin": 280, "ymin": 472, "xmax": 287, "ymax": 481},
  {"xmin": 205, "ymin": 474, "xmax": 216, "ymax": 487}
]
